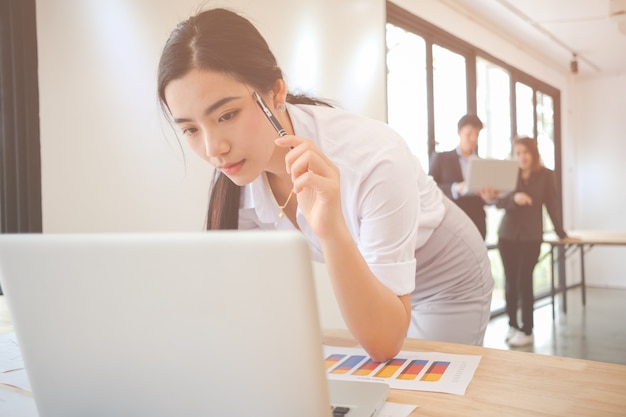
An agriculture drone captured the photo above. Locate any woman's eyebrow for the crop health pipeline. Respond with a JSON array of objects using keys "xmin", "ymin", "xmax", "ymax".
[{"xmin": 173, "ymin": 96, "xmax": 241, "ymax": 124}]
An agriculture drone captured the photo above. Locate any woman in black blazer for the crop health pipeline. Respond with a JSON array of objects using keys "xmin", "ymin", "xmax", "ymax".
[{"xmin": 496, "ymin": 137, "xmax": 568, "ymax": 347}]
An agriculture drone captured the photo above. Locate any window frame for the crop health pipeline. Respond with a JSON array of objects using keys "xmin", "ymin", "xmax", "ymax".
[
  {"xmin": 387, "ymin": 1, "xmax": 563, "ymax": 216},
  {"xmin": 0, "ymin": 0, "xmax": 42, "ymax": 234},
  {"xmin": 387, "ymin": 2, "xmax": 564, "ymax": 316}
]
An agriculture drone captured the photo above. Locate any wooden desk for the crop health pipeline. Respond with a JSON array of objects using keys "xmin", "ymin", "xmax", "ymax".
[
  {"xmin": 543, "ymin": 230, "xmax": 626, "ymax": 317},
  {"xmin": 1, "ymin": 325, "xmax": 625, "ymax": 416},
  {"xmin": 324, "ymin": 329, "xmax": 626, "ymax": 417}
]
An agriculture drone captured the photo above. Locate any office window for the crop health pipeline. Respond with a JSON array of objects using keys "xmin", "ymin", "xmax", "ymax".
[
  {"xmin": 476, "ymin": 58, "xmax": 511, "ymax": 159},
  {"xmin": 0, "ymin": 0, "xmax": 42, "ymax": 234},
  {"xmin": 386, "ymin": 23, "xmax": 429, "ymax": 170},
  {"xmin": 432, "ymin": 45, "xmax": 467, "ymax": 153},
  {"xmin": 386, "ymin": 1, "xmax": 563, "ymax": 316},
  {"xmin": 536, "ymin": 91, "xmax": 557, "ymax": 294},
  {"xmin": 537, "ymin": 92, "xmax": 555, "ymax": 170},
  {"xmin": 515, "ymin": 83, "xmax": 557, "ymax": 170},
  {"xmin": 475, "ymin": 58, "xmax": 511, "ymax": 301},
  {"xmin": 515, "ymin": 84, "xmax": 559, "ymax": 297},
  {"xmin": 516, "ymin": 82, "xmax": 535, "ymax": 139}
]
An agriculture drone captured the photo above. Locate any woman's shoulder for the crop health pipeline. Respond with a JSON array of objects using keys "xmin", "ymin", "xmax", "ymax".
[
  {"xmin": 289, "ymin": 103, "xmax": 420, "ymax": 179},
  {"xmin": 534, "ymin": 166, "xmax": 554, "ymax": 178},
  {"xmin": 290, "ymin": 103, "xmax": 409, "ymax": 155},
  {"xmin": 530, "ymin": 167, "xmax": 556, "ymax": 188},
  {"xmin": 293, "ymin": 102, "xmax": 388, "ymax": 130}
]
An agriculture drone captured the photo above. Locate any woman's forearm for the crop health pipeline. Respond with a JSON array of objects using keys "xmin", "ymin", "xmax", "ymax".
[{"xmin": 319, "ymin": 225, "xmax": 411, "ymax": 362}]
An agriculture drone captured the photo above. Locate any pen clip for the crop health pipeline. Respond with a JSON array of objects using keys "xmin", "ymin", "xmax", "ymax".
[{"xmin": 253, "ymin": 91, "xmax": 287, "ymax": 137}]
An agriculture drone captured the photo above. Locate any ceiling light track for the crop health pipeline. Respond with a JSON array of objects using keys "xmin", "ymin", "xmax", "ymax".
[{"xmin": 495, "ymin": 0, "xmax": 602, "ymax": 72}]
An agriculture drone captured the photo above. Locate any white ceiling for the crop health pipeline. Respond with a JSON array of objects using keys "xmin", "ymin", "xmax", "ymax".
[{"xmin": 440, "ymin": 0, "xmax": 626, "ymax": 77}]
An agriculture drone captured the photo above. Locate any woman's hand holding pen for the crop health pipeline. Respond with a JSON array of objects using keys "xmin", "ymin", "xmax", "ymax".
[
  {"xmin": 276, "ymin": 135, "xmax": 409, "ymax": 362},
  {"xmin": 275, "ymin": 135, "xmax": 345, "ymax": 239}
]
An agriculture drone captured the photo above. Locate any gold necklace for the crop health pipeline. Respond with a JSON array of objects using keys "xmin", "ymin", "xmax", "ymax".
[{"xmin": 265, "ymin": 174, "xmax": 294, "ymax": 218}]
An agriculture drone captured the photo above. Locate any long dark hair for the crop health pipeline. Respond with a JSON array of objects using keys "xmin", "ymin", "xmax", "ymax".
[{"xmin": 157, "ymin": 8, "xmax": 330, "ymax": 230}]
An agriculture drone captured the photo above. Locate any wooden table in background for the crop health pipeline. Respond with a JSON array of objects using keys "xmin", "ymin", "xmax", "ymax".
[{"xmin": 544, "ymin": 230, "xmax": 626, "ymax": 317}]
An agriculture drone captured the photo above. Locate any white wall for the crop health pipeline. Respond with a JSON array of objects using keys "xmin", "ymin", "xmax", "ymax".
[
  {"xmin": 36, "ymin": 0, "xmax": 385, "ymax": 233},
  {"xmin": 570, "ymin": 74, "xmax": 626, "ymax": 231},
  {"xmin": 35, "ymin": 0, "xmax": 385, "ymax": 331},
  {"xmin": 36, "ymin": 0, "xmax": 626, "ymax": 289},
  {"xmin": 568, "ymin": 74, "xmax": 626, "ymax": 287}
]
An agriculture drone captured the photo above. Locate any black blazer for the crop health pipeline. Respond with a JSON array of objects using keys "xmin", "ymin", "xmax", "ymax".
[
  {"xmin": 429, "ymin": 150, "xmax": 486, "ymax": 238},
  {"xmin": 496, "ymin": 167, "xmax": 566, "ymax": 241}
]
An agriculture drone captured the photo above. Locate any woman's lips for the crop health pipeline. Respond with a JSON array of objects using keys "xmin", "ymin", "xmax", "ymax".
[{"xmin": 219, "ymin": 160, "xmax": 245, "ymax": 176}]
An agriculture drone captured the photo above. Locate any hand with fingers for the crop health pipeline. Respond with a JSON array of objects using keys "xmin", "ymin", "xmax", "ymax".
[{"xmin": 276, "ymin": 135, "xmax": 345, "ymax": 240}]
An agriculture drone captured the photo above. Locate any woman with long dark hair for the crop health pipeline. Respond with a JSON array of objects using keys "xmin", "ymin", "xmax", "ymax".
[
  {"xmin": 157, "ymin": 8, "xmax": 493, "ymax": 361},
  {"xmin": 497, "ymin": 137, "xmax": 568, "ymax": 347}
]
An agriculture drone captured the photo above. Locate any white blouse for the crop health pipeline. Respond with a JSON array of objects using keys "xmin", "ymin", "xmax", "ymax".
[{"xmin": 238, "ymin": 103, "xmax": 445, "ymax": 296}]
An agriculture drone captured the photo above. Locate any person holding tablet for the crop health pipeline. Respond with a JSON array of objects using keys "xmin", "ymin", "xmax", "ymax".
[
  {"xmin": 157, "ymin": 8, "xmax": 493, "ymax": 361},
  {"xmin": 429, "ymin": 114, "xmax": 499, "ymax": 239}
]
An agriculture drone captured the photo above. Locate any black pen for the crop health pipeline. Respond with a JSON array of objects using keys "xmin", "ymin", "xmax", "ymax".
[{"xmin": 253, "ymin": 91, "xmax": 287, "ymax": 137}]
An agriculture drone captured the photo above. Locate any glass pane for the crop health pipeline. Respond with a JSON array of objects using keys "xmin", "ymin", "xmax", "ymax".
[
  {"xmin": 536, "ymin": 91, "xmax": 557, "ymax": 237},
  {"xmin": 385, "ymin": 24, "xmax": 429, "ymax": 171},
  {"xmin": 487, "ymin": 243, "xmax": 505, "ymax": 311},
  {"xmin": 534, "ymin": 243, "xmax": 554, "ymax": 296},
  {"xmin": 476, "ymin": 58, "xmax": 511, "ymax": 247},
  {"xmin": 433, "ymin": 45, "xmax": 467, "ymax": 153},
  {"xmin": 536, "ymin": 91, "xmax": 555, "ymax": 170},
  {"xmin": 515, "ymin": 82, "xmax": 534, "ymax": 138},
  {"xmin": 476, "ymin": 57, "xmax": 511, "ymax": 159}
]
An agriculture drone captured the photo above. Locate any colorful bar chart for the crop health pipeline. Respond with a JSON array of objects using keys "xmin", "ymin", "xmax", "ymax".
[
  {"xmin": 374, "ymin": 358, "xmax": 407, "ymax": 378},
  {"xmin": 324, "ymin": 353, "xmax": 442, "ymax": 381},
  {"xmin": 397, "ymin": 359, "xmax": 428, "ymax": 380},
  {"xmin": 325, "ymin": 354, "xmax": 345, "ymax": 369},
  {"xmin": 330, "ymin": 355, "xmax": 367, "ymax": 374},
  {"xmin": 420, "ymin": 361, "xmax": 450, "ymax": 382},
  {"xmin": 323, "ymin": 345, "xmax": 482, "ymax": 395},
  {"xmin": 352, "ymin": 359, "xmax": 381, "ymax": 376}
]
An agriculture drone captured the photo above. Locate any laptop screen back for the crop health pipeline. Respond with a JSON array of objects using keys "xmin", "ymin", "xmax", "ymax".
[{"xmin": 0, "ymin": 231, "xmax": 333, "ymax": 417}]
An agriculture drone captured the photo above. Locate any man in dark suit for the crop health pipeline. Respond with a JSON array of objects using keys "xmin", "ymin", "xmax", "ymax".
[{"xmin": 429, "ymin": 114, "xmax": 496, "ymax": 240}]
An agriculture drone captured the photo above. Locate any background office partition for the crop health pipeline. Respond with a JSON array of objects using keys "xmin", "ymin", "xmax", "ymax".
[{"xmin": 35, "ymin": 0, "xmax": 385, "ymax": 233}]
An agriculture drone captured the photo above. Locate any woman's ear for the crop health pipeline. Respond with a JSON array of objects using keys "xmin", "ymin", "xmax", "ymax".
[{"xmin": 271, "ymin": 79, "xmax": 288, "ymax": 106}]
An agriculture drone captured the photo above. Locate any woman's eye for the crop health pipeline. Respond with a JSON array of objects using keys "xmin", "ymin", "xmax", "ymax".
[
  {"xmin": 218, "ymin": 110, "xmax": 239, "ymax": 123},
  {"xmin": 182, "ymin": 127, "xmax": 197, "ymax": 136}
]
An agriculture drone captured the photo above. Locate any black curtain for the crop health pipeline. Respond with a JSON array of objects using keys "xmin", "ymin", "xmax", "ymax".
[{"xmin": 0, "ymin": 0, "xmax": 42, "ymax": 234}]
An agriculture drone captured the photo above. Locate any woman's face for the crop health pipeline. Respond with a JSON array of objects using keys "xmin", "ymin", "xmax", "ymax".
[
  {"xmin": 164, "ymin": 69, "xmax": 281, "ymax": 186},
  {"xmin": 514, "ymin": 144, "xmax": 533, "ymax": 171}
]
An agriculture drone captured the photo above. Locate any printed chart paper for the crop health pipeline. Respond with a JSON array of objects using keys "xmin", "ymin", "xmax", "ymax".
[
  {"xmin": 323, "ymin": 345, "xmax": 481, "ymax": 395},
  {"xmin": 0, "ymin": 333, "xmax": 23, "ymax": 373}
]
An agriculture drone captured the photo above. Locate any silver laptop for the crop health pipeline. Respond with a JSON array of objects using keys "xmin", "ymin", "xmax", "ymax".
[
  {"xmin": 466, "ymin": 157, "xmax": 519, "ymax": 193},
  {"xmin": 0, "ymin": 231, "xmax": 388, "ymax": 417}
]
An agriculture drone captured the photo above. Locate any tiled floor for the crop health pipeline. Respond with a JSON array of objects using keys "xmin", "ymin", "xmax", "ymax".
[
  {"xmin": 1, "ymin": 286, "xmax": 625, "ymax": 365},
  {"xmin": 483, "ymin": 286, "xmax": 626, "ymax": 365}
]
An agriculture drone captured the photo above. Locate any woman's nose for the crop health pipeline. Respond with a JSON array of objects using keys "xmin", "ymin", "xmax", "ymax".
[{"xmin": 203, "ymin": 132, "xmax": 229, "ymax": 157}]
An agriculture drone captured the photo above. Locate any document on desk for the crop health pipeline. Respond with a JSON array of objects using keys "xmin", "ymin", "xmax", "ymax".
[
  {"xmin": 0, "ymin": 369, "xmax": 31, "ymax": 392},
  {"xmin": 0, "ymin": 333, "xmax": 38, "ymax": 416},
  {"xmin": 0, "ymin": 333, "xmax": 24, "ymax": 372},
  {"xmin": 323, "ymin": 345, "xmax": 481, "ymax": 395},
  {"xmin": 0, "ymin": 387, "xmax": 38, "ymax": 417}
]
